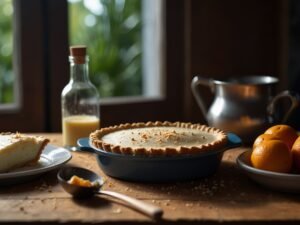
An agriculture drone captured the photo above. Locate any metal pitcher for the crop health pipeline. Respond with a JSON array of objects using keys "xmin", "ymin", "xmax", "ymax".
[{"xmin": 191, "ymin": 75, "xmax": 299, "ymax": 143}]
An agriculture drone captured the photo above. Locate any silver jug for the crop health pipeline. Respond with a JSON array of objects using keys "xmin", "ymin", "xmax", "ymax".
[{"xmin": 191, "ymin": 75, "xmax": 299, "ymax": 143}]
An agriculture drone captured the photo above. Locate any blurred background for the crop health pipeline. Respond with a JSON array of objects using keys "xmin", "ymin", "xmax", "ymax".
[
  {"xmin": 0, "ymin": 0, "xmax": 299, "ymax": 132},
  {"xmin": 0, "ymin": 0, "xmax": 144, "ymax": 102}
]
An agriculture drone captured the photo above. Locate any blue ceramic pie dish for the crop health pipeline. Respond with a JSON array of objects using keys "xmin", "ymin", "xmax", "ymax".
[{"xmin": 77, "ymin": 133, "xmax": 242, "ymax": 182}]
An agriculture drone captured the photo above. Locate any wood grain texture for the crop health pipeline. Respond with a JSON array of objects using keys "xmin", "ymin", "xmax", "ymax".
[{"xmin": 1, "ymin": 133, "xmax": 300, "ymax": 224}]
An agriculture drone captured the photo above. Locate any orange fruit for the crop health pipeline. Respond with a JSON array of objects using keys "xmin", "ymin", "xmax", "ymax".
[
  {"xmin": 264, "ymin": 124, "xmax": 298, "ymax": 150},
  {"xmin": 251, "ymin": 140, "xmax": 292, "ymax": 173},
  {"xmin": 253, "ymin": 133, "xmax": 281, "ymax": 148},
  {"xmin": 291, "ymin": 136, "xmax": 300, "ymax": 173}
]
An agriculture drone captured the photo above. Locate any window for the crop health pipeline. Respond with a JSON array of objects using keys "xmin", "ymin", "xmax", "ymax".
[
  {"xmin": 0, "ymin": 0, "xmax": 20, "ymax": 111},
  {"xmin": 68, "ymin": 0, "xmax": 164, "ymax": 99},
  {"xmin": 0, "ymin": 0, "xmax": 47, "ymax": 131},
  {"xmin": 66, "ymin": 0, "xmax": 184, "ymax": 129},
  {"xmin": 0, "ymin": 0, "xmax": 186, "ymax": 131}
]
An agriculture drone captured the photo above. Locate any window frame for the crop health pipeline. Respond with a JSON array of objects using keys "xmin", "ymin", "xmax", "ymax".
[
  {"xmin": 46, "ymin": 0, "xmax": 186, "ymax": 131},
  {"xmin": 0, "ymin": 0, "xmax": 46, "ymax": 132},
  {"xmin": 0, "ymin": 0, "xmax": 186, "ymax": 131}
]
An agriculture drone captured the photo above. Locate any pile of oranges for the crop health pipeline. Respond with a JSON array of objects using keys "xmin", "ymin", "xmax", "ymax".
[{"xmin": 251, "ymin": 124, "xmax": 300, "ymax": 173}]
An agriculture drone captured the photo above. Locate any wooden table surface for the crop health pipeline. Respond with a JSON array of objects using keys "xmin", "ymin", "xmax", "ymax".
[{"xmin": 1, "ymin": 133, "xmax": 300, "ymax": 225}]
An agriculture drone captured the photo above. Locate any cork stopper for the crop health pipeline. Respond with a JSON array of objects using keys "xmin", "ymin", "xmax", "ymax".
[{"xmin": 70, "ymin": 45, "xmax": 87, "ymax": 64}]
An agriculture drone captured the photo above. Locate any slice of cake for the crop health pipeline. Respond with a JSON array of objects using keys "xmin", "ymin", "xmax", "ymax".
[{"xmin": 0, "ymin": 133, "xmax": 49, "ymax": 172}]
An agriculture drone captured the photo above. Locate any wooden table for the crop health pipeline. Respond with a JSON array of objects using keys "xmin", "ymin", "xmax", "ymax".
[{"xmin": 1, "ymin": 133, "xmax": 300, "ymax": 225}]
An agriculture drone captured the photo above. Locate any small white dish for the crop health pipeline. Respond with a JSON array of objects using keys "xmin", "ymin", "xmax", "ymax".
[
  {"xmin": 0, "ymin": 144, "xmax": 72, "ymax": 185},
  {"xmin": 237, "ymin": 150, "xmax": 300, "ymax": 193}
]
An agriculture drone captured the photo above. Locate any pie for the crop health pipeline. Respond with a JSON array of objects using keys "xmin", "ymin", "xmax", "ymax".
[
  {"xmin": 0, "ymin": 133, "xmax": 49, "ymax": 172},
  {"xmin": 90, "ymin": 121, "xmax": 227, "ymax": 156}
]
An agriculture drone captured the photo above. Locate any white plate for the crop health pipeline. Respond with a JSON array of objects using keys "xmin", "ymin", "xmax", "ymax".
[
  {"xmin": 0, "ymin": 144, "xmax": 72, "ymax": 185},
  {"xmin": 237, "ymin": 150, "xmax": 300, "ymax": 193}
]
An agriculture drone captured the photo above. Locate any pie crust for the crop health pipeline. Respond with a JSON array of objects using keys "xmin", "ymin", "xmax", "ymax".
[{"xmin": 90, "ymin": 121, "xmax": 227, "ymax": 156}]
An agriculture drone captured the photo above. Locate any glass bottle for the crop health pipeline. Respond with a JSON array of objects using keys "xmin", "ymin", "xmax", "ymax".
[{"xmin": 61, "ymin": 45, "xmax": 100, "ymax": 147}]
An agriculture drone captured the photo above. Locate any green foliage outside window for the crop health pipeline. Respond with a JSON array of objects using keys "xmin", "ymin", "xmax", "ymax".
[
  {"xmin": 0, "ymin": 0, "xmax": 142, "ymax": 104},
  {"xmin": 68, "ymin": 0, "xmax": 143, "ymax": 97},
  {"xmin": 0, "ymin": 0, "xmax": 14, "ymax": 104}
]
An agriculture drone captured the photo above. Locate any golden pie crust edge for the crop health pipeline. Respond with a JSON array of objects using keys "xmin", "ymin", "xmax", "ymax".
[{"xmin": 90, "ymin": 121, "xmax": 227, "ymax": 156}]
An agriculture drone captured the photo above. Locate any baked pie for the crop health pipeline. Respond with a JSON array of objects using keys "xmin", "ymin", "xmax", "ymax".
[
  {"xmin": 0, "ymin": 133, "xmax": 49, "ymax": 172},
  {"xmin": 90, "ymin": 122, "xmax": 227, "ymax": 156}
]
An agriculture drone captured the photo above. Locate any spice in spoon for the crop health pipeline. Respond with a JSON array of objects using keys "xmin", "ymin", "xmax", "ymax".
[{"xmin": 68, "ymin": 175, "xmax": 100, "ymax": 188}]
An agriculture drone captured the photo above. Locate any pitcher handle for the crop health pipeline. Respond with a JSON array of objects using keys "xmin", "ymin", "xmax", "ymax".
[
  {"xmin": 267, "ymin": 90, "xmax": 299, "ymax": 123},
  {"xmin": 191, "ymin": 76, "xmax": 214, "ymax": 118}
]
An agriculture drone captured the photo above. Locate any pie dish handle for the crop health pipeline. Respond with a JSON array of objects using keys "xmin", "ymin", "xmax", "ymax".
[
  {"xmin": 226, "ymin": 133, "xmax": 242, "ymax": 150},
  {"xmin": 76, "ymin": 138, "xmax": 98, "ymax": 153}
]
